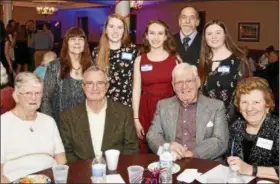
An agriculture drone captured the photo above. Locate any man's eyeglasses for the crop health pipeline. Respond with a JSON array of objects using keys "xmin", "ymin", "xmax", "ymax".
[
  {"xmin": 174, "ymin": 78, "xmax": 196, "ymax": 88},
  {"xmin": 19, "ymin": 92, "xmax": 43, "ymax": 98},
  {"xmin": 83, "ymin": 81, "xmax": 107, "ymax": 89}
]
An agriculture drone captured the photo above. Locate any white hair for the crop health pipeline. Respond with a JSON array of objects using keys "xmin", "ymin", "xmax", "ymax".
[
  {"xmin": 14, "ymin": 72, "xmax": 43, "ymax": 92},
  {"xmin": 83, "ymin": 65, "xmax": 109, "ymax": 82},
  {"xmin": 172, "ymin": 63, "xmax": 198, "ymax": 81},
  {"xmin": 0, "ymin": 62, "xmax": 9, "ymax": 86},
  {"xmin": 42, "ymin": 51, "xmax": 57, "ymax": 65}
]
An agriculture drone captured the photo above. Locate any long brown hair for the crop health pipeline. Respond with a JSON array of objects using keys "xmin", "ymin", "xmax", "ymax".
[
  {"xmin": 60, "ymin": 27, "xmax": 92, "ymax": 79},
  {"xmin": 140, "ymin": 20, "xmax": 176, "ymax": 55},
  {"xmin": 198, "ymin": 20, "xmax": 251, "ymax": 85},
  {"xmin": 95, "ymin": 14, "xmax": 131, "ymax": 73}
]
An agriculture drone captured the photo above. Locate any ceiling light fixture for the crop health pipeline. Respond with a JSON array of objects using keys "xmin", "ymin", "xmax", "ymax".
[
  {"xmin": 36, "ymin": 4, "xmax": 58, "ymax": 16},
  {"xmin": 130, "ymin": 0, "xmax": 144, "ymax": 9}
]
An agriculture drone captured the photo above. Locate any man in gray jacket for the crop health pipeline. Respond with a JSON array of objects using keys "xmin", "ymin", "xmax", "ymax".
[{"xmin": 146, "ymin": 63, "xmax": 229, "ymax": 160}]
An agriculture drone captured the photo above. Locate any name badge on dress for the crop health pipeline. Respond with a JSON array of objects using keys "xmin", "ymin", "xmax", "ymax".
[
  {"xmin": 121, "ymin": 52, "xmax": 133, "ymax": 61},
  {"xmin": 217, "ymin": 65, "xmax": 230, "ymax": 73},
  {"xmin": 141, "ymin": 64, "xmax": 153, "ymax": 72},
  {"xmin": 256, "ymin": 137, "xmax": 273, "ymax": 150}
]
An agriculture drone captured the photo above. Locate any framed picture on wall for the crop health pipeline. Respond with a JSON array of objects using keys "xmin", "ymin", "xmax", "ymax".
[{"xmin": 238, "ymin": 22, "xmax": 260, "ymax": 42}]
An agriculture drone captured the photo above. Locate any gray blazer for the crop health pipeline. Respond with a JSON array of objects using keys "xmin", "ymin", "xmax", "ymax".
[{"xmin": 146, "ymin": 94, "xmax": 229, "ymax": 160}]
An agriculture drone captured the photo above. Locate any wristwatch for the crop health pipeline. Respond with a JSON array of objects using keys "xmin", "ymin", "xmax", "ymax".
[{"xmin": 252, "ymin": 164, "xmax": 258, "ymax": 176}]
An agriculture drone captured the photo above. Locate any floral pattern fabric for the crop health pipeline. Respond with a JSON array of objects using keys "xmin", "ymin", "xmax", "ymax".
[{"xmin": 92, "ymin": 45, "xmax": 138, "ymax": 106}]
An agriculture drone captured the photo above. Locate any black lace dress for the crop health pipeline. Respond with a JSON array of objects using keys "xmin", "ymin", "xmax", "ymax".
[
  {"xmin": 92, "ymin": 44, "xmax": 138, "ymax": 106},
  {"xmin": 202, "ymin": 54, "xmax": 245, "ymax": 122}
]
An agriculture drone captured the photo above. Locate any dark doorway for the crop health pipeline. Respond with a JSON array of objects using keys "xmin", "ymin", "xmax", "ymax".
[{"xmin": 78, "ymin": 16, "xmax": 88, "ymax": 38}]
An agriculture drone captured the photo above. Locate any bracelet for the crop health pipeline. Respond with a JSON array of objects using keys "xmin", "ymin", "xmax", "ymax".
[{"xmin": 134, "ymin": 118, "xmax": 139, "ymax": 119}]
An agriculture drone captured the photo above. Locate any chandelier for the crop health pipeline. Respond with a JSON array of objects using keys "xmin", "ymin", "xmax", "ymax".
[
  {"xmin": 36, "ymin": 5, "xmax": 58, "ymax": 15},
  {"xmin": 130, "ymin": 0, "xmax": 144, "ymax": 9}
]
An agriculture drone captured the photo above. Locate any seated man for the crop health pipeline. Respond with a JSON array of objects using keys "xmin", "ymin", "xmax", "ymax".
[
  {"xmin": 60, "ymin": 66, "xmax": 139, "ymax": 164},
  {"xmin": 146, "ymin": 63, "xmax": 229, "ymax": 160}
]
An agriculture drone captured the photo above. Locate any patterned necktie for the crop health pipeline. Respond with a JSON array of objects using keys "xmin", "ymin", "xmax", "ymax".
[{"xmin": 183, "ymin": 37, "xmax": 191, "ymax": 52}]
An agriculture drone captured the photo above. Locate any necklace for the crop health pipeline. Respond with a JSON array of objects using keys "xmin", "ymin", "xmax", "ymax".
[
  {"xmin": 72, "ymin": 66, "xmax": 81, "ymax": 76},
  {"xmin": 12, "ymin": 109, "xmax": 36, "ymax": 133}
]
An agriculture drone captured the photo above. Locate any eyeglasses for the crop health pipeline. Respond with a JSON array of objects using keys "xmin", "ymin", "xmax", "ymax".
[
  {"xmin": 83, "ymin": 81, "xmax": 107, "ymax": 89},
  {"xmin": 19, "ymin": 92, "xmax": 43, "ymax": 98},
  {"xmin": 174, "ymin": 78, "xmax": 196, "ymax": 88}
]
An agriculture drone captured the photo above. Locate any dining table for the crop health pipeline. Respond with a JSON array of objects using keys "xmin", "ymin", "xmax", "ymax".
[{"xmin": 36, "ymin": 154, "xmax": 277, "ymax": 183}]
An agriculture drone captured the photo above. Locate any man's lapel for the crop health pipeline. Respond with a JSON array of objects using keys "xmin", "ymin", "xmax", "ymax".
[
  {"xmin": 76, "ymin": 104, "xmax": 94, "ymax": 157},
  {"xmin": 101, "ymin": 99, "xmax": 117, "ymax": 152},
  {"xmin": 167, "ymin": 97, "xmax": 180, "ymax": 140},
  {"xmin": 195, "ymin": 95, "xmax": 211, "ymax": 144}
]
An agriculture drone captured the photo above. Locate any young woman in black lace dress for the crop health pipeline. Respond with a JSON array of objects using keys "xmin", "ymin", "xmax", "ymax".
[
  {"xmin": 92, "ymin": 14, "xmax": 138, "ymax": 106},
  {"xmin": 198, "ymin": 20, "xmax": 251, "ymax": 124}
]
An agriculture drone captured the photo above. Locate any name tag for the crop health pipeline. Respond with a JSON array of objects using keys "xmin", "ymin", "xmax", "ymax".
[
  {"xmin": 141, "ymin": 64, "xmax": 153, "ymax": 72},
  {"xmin": 217, "ymin": 65, "xmax": 230, "ymax": 73},
  {"xmin": 121, "ymin": 52, "xmax": 133, "ymax": 61},
  {"xmin": 256, "ymin": 137, "xmax": 273, "ymax": 150}
]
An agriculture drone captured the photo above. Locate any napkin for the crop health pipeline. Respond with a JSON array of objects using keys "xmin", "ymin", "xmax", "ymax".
[
  {"xmin": 177, "ymin": 169, "xmax": 202, "ymax": 183},
  {"xmin": 106, "ymin": 174, "xmax": 125, "ymax": 183},
  {"xmin": 196, "ymin": 164, "xmax": 255, "ymax": 183}
]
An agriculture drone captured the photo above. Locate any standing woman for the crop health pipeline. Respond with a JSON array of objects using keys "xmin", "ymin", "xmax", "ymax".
[
  {"xmin": 92, "ymin": 14, "xmax": 138, "ymax": 106},
  {"xmin": 198, "ymin": 20, "xmax": 250, "ymax": 124},
  {"xmin": 4, "ymin": 32, "xmax": 16, "ymax": 75},
  {"xmin": 14, "ymin": 25, "xmax": 29, "ymax": 73},
  {"xmin": 133, "ymin": 20, "xmax": 180, "ymax": 153},
  {"xmin": 41, "ymin": 27, "xmax": 92, "ymax": 126}
]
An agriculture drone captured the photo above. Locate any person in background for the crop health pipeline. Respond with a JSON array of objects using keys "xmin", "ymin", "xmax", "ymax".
[
  {"xmin": 174, "ymin": 6, "xmax": 202, "ymax": 65},
  {"xmin": 242, "ymin": 45, "xmax": 256, "ymax": 73},
  {"xmin": 31, "ymin": 24, "xmax": 52, "ymax": 68},
  {"xmin": 4, "ymin": 31, "xmax": 16, "ymax": 75},
  {"xmin": 0, "ymin": 21, "xmax": 7, "ymax": 69},
  {"xmin": 43, "ymin": 23, "xmax": 54, "ymax": 48},
  {"xmin": 25, "ymin": 20, "xmax": 36, "ymax": 71},
  {"xmin": 198, "ymin": 20, "xmax": 251, "ymax": 124},
  {"xmin": 0, "ymin": 62, "xmax": 15, "ymax": 115},
  {"xmin": 92, "ymin": 13, "xmax": 138, "ymax": 106},
  {"xmin": 5, "ymin": 19, "xmax": 16, "ymax": 35},
  {"xmin": 41, "ymin": 27, "xmax": 92, "ymax": 127},
  {"xmin": 227, "ymin": 77, "xmax": 278, "ymax": 180},
  {"xmin": 34, "ymin": 51, "xmax": 57, "ymax": 80},
  {"xmin": 146, "ymin": 63, "xmax": 228, "ymax": 160},
  {"xmin": 258, "ymin": 45, "xmax": 274, "ymax": 69},
  {"xmin": 133, "ymin": 20, "xmax": 181, "ymax": 153},
  {"xmin": 1, "ymin": 72, "xmax": 66, "ymax": 183},
  {"xmin": 265, "ymin": 50, "xmax": 279, "ymax": 116},
  {"xmin": 14, "ymin": 25, "xmax": 29, "ymax": 73},
  {"xmin": 60, "ymin": 66, "xmax": 138, "ymax": 164}
]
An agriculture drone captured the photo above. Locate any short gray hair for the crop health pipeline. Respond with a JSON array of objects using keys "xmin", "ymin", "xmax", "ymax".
[
  {"xmin": 0, "ymin": 62, "xmax": 9, "ymax": 86},
  {"xmin": 83, "ymin": 65, "xmax": 109, "ymax": 81},
  {"xmin": 14, "ymin": 72, "xmax": 43, "ymax": 92},
  {"xmin": 172, "ymin": 63, "xmax": 198, "ymax": 81}
]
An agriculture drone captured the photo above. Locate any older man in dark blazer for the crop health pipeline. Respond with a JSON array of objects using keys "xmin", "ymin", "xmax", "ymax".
[
  {"xmin": 60, "ymin": 66, "xmax": 139, "ymax": 164},
  {"xmin": 175, "ymin": 6, "xmax": 202, "ymax": 66},
  {"xmin": 146, "ymin": 63, "xmax": 229, "ymax": 161}
]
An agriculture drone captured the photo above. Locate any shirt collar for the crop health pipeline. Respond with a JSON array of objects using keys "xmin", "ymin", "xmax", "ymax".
[
  {"xmin": 86, "ymin": 99, "xmax": 107, "ymax": 115},
  {"xmin": 180, "ymin": 30, "xmax": 198, "ymax": 44}
]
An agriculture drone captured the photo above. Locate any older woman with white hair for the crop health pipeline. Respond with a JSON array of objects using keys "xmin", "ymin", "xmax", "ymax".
[
  {"xmin": 0, "ymin": 62, "xmax": 15, "ymax": 115},
  {"xmin": 0, "ymin": 72, "xmax": 66, "ymax": 183}
]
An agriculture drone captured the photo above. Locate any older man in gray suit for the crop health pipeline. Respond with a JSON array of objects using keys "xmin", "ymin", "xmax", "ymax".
[{"xmin": 146, "ymin": 63, "xmax": 229, "ymax": 160}]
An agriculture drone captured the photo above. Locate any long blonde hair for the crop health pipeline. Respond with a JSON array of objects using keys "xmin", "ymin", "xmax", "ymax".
[{"xmin": 95, "ymin": 14, "xmax": 131, "ymax": 73}]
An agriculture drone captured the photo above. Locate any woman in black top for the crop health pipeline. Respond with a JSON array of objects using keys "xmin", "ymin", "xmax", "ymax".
[
  {"xmin": 198, "ymin": 20, "xmax": 251, "ymax": 123},
  {"xmin": 227, "ymin": 77, "xmax": 278, "ymax": 180},
  {"xmin": 92, "ymin": 13, "xmax": 138, "ymax": 106}
]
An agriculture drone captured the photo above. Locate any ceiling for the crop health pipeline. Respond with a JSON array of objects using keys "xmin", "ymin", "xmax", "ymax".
[{"xmin": 9, "ymin": 0, "xmax": 278, "ymax": 9}]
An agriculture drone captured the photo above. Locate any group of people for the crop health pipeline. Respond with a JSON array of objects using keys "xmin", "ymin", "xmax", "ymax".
[
  {"xmin": 0, "ymin": 19, "xmax": 54, "ymax": 77},
  {"xmin": 0, "ymin": 5, "xmax": 279, "ymax": 183}
]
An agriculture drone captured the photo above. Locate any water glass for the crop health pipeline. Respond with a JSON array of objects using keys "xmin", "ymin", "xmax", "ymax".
[
  {"xmin": 127, "ymin": 165, "xmax": 144, "ymax": 184},
  {"xmin": 52, "ymin": 164, "xmax": 69, "ymax": 183}
]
